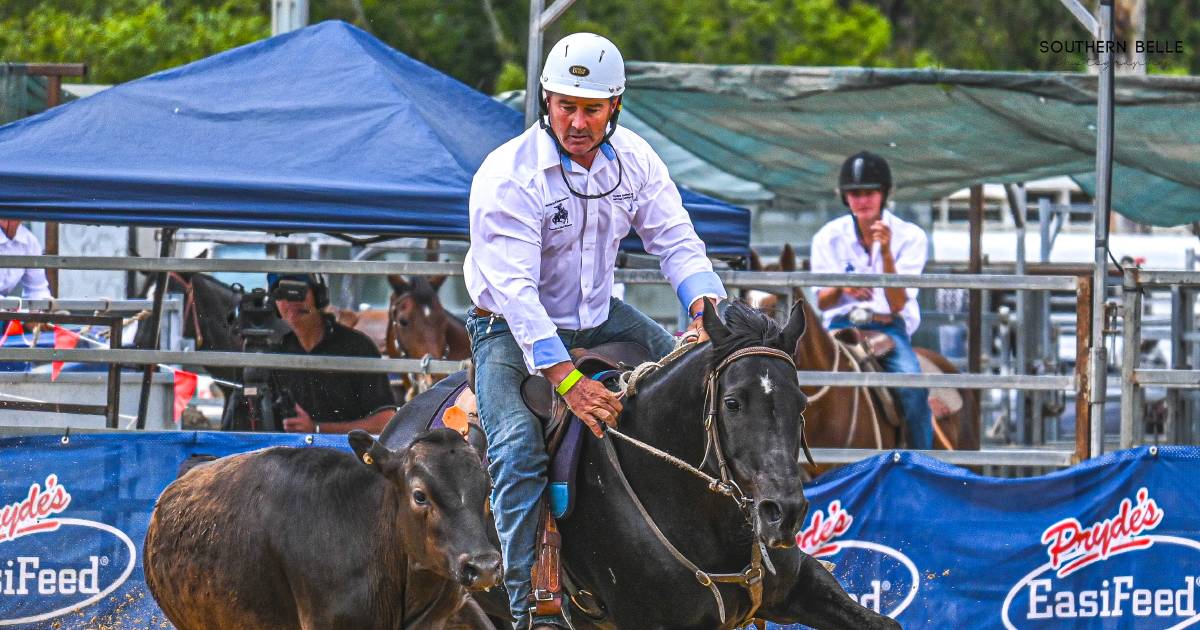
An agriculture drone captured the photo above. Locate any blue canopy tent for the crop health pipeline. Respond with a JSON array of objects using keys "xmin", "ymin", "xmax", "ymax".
[{"xmin": 0, "ymin": 21, "xmax": 749, "ymax": 258}]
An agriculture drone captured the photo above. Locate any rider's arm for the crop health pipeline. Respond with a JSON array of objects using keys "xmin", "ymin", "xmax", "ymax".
[
  {"xmin": 629, "ymin": 147, "xmax": 726, "ymax": 311},
  {"xmin": 311, "ymin": 407, "xmax": 396, "ymax": 435},
  {"xmin": 883, "ymin": 225, "xmax": 928, "ymax": 315},
  {"xmin": 810, "ymin": 225, "xmax": 848, "ymax": 310},
  {"xmin": 468, "ymin": 176, "xmax": 569, "ymax": 372}
]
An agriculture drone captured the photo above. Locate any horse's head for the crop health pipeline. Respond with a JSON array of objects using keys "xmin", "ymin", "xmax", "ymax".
[
  {"xmin": 741, "ymin": 244, "xmax": 800, "ymax": 321},
  {"xmin": 387, "ymin": 275, "xmax": 454, "ymax": 383},
  {"xmin": 702, "ymin": 299, "xmax": 810, "ymax": 548}
]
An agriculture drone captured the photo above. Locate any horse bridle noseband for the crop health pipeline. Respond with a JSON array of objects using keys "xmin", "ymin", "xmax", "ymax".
[{"xmin": 601, "ymin": 344, "xmax": 811, "ymax": 628}]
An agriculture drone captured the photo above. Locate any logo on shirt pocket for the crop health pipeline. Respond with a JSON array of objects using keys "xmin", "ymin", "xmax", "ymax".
[{"xmin": 547, "ymin": 202, "xmax": 572, "ymax": 231}]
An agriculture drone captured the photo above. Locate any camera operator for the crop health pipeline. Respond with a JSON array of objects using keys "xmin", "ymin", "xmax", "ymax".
[{"xmin": 261, "ymin": 273, "xmax": 396, "ymax": 434}]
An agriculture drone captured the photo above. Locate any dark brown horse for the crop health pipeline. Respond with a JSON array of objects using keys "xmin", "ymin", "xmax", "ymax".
[{"xmin": 743, "ymin": 247, "xmax": 978, "ymax": 465}]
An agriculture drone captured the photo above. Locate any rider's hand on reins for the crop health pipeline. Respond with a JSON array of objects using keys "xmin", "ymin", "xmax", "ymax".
[{"xmin": 562, "ymin": 378, "xmax": 622, "ymax": 438}]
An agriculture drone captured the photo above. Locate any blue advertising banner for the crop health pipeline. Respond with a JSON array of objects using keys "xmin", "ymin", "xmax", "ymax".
[{"xmin": 0, "ymin": 433, "xmax": 1197, "ymax": 629}]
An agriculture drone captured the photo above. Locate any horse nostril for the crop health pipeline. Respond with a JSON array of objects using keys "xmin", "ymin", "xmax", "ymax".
[{"xmin": 758, "ymin": 499, "xmax": 783, "ymax": 525}]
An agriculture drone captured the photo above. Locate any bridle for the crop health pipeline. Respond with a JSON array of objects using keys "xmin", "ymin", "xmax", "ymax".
[
  {"xmin": 600, "ymin": 344, "xmax": 811, "ymax": 628},
  {"xmin": 168, "ymin": 272, "xmax": 204, "ymax": 349}
]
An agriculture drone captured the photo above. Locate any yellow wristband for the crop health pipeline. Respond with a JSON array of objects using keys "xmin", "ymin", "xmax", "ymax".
[{"xmin": 555, "ymin": 369, "xmax": 584, "ymax": 397}]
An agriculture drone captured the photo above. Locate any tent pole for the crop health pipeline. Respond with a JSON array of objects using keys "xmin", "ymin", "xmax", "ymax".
[
  {"xmin": 1089, "ymin": 0, "xmax": 1115, "ymax": 456},
  {"xmin": 524, "ymin": 0, "xmax": 545, "ymax": 127},
  {"xmin": 524, "ymin": 0, "xmax": 580, "ymax": 127},
  {"xmin": 967, "ymin": 185, "xmax": 984, "ymax": 434},
  {"xmin": 136, "ymin": 228, "xmax": 175, "ymax": 430}
]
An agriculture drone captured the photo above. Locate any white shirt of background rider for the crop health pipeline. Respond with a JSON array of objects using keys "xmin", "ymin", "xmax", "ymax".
[
  {"xmin": 464, "ymin": 124, "xmax": 724, "ymax": 373},
  {"xmin": 0, "ymin": 222, "xmax": 51, "ymax": 300},
  {"xmin": 810, "ymin": 210, "xmax": 927, "ymax": 335}
]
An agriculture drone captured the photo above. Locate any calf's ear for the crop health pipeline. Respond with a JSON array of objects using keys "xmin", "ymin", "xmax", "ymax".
[{"xmin": 348, "ymin": 430, "xmax": 391, "ymax": 472}]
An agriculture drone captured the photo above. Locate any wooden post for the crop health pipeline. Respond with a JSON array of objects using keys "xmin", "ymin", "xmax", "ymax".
[
  {"xmin": 1074, "ymin": 275, "xmax": 1092, "ymax": 463},
  {"xmin": 24, "ymin": 63, "xmax": 87, "ymax": 296}
]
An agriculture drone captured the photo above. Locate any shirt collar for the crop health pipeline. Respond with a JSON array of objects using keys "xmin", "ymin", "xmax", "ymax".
[{"xmin": 536, "ymin": 125, "xmax": 617, "ymax": 173}]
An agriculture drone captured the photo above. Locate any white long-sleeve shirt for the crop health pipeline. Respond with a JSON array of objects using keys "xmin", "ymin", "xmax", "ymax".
[
  {"xmin": 464, "ymin": 124, "xmax": 725, "ymax": 372},
  {"xmin": 0, "ymin": 224, "xmax": 51, "ymax": 300},
  {"xmin": 810, "ymin": 210, "xmax": 927, "ymax": 335}
]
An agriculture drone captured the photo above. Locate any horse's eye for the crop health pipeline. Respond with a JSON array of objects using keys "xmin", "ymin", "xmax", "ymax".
[
  {"xmin": 398, "ymin": 318, "xmax": 410, "ymax": 327},
  {"xmin": 723, "ymin": 397, "xmax": 740, "ymax": 411},
  {"xmin": 412, "ymin": 489, "xmax": 428, "ymax": 505}
]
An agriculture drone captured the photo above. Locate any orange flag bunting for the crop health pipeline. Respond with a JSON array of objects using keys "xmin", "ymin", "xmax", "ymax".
[
  {"xmin": 0, "ymin": 320, "xmax": 22, "ymax": 346},
  {"xmin": 173, "ymin": 370, "xmax": 198, "ymax": 424},
  {"xmin": 51, "ymin": 325, "xmax": 80, "ymax": 381}
]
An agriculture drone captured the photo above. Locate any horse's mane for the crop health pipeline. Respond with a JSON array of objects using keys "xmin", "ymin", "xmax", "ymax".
[{"xmin": 709, "ymin": 301, "xmax": 786, "ymax": 364}]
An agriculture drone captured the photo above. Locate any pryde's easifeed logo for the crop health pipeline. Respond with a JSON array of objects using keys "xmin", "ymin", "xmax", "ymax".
[
  {"xmin": 1003, "ymin": 488, "xmax": 1200, "ymax": 629},
  {"xmin": 0, "ymin": 475, "xmax": 137, "ymax": 627},
  {"xmin": 797, "ymin": 500, "xmax": 919, "ymax": 618}
]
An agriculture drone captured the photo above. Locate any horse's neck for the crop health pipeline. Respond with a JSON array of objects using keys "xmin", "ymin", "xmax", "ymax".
[
  {"xmin": 795, "ymin": 301, "xmax": 838, "ymax": 371},
  {"xmin": 610, "ymin": 349, "xmax": 756, "ymax": 550}
]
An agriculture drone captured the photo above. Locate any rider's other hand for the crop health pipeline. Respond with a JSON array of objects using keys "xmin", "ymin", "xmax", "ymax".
[
  {"xmin": 281, "ymin": 403, "xmax": 315, "ymax": 433},
  {"xmin": 845, "ymin": 287, "xmax": 874, "ymax": 301},
  {"xmin": 685, "ymin": 315, "xmax": 710, "ymax": 344},
  {"xmin": 562, "ymin": 378, "xmax": 622, "ymax": 438}
]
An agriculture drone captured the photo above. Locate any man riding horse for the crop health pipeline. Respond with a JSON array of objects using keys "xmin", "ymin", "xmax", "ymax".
[
  {"xmin": 464, "ymin": 32, "xmax": 724, "ymax": 630},
  {"xmin": 810, "ymin": 151, "xmax": 934, "ymax": 449}
]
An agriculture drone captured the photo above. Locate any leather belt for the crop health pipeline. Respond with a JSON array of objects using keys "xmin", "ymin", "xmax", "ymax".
[{"xmin": 473, "ymin": 306, "xmax": 498, "ymax": 318}]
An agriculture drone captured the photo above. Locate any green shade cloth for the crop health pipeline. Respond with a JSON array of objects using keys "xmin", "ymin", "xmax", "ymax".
[{"xmin": 624, "ymin": 65, "xmax": 1200, "ymax": 226}]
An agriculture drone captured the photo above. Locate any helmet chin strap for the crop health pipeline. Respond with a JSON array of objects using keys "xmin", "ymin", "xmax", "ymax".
[{"xmin": 539, "ymin": 88, "xmax": 624, "ymax": 200}]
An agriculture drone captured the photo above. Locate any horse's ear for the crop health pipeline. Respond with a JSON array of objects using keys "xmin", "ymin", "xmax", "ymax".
[
  {"xmin": 429, "ymin": 275, "xmax": 447, "ymax": 291},
  {"xmin": 195, "ymin": 249, "xmax": 209, "ymax": 259},
  {"xmin": 701, "ymin": 298, "xmax": 731, "ymax": 346},
  {"xmin": 748, "ymin": 249, "xmax": 763, "ymax": 272},
  {"xmin": 778, "ymin": 299, "xmax": 808, "ymax": 355},
  {"xmin": 348, "ymin": 430, "xmax": 393, "ymax": 474},
  {"xmin": 388, "ymin": 275, "xmax": 410, "ymax": 294},
  {"xmin": 780, "ymin": 244, "xmax": 796, "ymax": 272}
]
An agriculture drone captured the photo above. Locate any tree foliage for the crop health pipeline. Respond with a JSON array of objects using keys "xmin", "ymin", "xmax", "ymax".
[
  {"xmin": 0, "ymin": 0, "xmax": 269, "ymax": 85},
  {"xmin": 1, "ymin": 0, "xmax": 1194, "ymax": 92}
]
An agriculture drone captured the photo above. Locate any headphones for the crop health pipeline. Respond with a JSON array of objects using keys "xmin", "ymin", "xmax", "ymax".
[{"xmin": 267, "ymin": 272, "xmax": 329, "ymax": 315}]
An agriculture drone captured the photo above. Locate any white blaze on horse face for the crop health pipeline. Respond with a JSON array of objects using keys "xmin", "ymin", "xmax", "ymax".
[{"xmin": 760, "ymin": 372, "xmax": 774, "ymax": 395}]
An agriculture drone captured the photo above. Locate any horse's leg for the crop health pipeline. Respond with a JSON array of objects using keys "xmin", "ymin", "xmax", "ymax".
[{"xmin": 759, "ymin": 551, "xmax": 901, "ymax": 630}]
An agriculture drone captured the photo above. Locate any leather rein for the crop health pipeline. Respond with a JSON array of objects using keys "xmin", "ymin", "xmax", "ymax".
[
  {"xmin": 600, "ymin": 345, "xmax": 814, "ymax": 628},
  {"xmin": 168, "ymin": 272, "xmax": 204, "ymax": 349}
]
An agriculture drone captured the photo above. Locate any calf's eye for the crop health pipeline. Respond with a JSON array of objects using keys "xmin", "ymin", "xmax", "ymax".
[{"xmin": 413, "ymin": 490, "xmax": 428, "ymax": 505}]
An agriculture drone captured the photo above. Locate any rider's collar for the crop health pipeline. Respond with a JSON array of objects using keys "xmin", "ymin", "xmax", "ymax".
[{"xmin": 556, "ymin": 141, "xmax": 616, "ymax": 174}]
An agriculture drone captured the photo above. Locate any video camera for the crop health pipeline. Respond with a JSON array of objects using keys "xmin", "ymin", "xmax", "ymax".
[{"xmin": 223, "ymin": 283, "xmax": 294, "ymax": 431}]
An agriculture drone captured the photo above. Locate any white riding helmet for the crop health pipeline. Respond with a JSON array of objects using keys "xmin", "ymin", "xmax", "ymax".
[{"xmin": 540, "ymin": 33, "xmax": 625, "ymax": 99}]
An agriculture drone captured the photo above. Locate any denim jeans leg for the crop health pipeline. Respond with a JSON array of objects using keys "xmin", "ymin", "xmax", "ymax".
[
  {"xmin": 467, "ymin": 315, "xmax": 549, "ymax": 621},
  {"xmin": 877, "ymin": 324, "xmax": 933, "ymax": 449},
  {"xmin": 585, "ymin": 297, "xmax": 676, "ymax": 360}
]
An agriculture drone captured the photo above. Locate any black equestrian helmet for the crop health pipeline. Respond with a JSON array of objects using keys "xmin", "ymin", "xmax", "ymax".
[{"xmin": 838, "ymin": 151, "xmax": 892, "ymax": 206}]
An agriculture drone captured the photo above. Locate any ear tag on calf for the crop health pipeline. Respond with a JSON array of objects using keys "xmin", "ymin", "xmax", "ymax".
[{"xmin": 362, "ymin": 453, "xmax": 374, "ymax": 466}]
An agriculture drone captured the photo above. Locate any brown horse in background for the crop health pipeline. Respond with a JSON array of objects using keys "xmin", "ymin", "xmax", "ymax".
[
  {"xmin": 338, "ymin": 274, "xmax": 470, "ymax": 401},
  {"xmin": 742, "ymin": 246, "xmax": 978, "ymax": 471}
]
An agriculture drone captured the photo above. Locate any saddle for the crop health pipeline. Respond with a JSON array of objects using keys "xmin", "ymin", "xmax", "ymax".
[
  {"xmin": 830, "ymin": 329, "xmax": 964, "ymax": 447},
  {"xmin": 832, "ymin": 328, "xmax": 905, "ymax": 433}
]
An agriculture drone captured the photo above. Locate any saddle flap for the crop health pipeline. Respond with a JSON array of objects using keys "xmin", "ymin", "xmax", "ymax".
[
  {"xmin": 861, "ymin": 331, "xmax": 896, "ymax": 358},
  {"xmin": 520, "ymin": 375, "xmax": 555, "ymax": 423},
  {"xmin": 917, "ymin": 353, "xmax": 964, "ymax": 419}
]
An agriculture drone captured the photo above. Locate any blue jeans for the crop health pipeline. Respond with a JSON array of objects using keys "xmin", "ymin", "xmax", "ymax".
[
  {"xmin": 829, "ymin": 317, "xmax": 933, "ymax": 450},
  {"xmin": 466, "ymin": 298, "xmax": 675, "ymax": 625}
]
